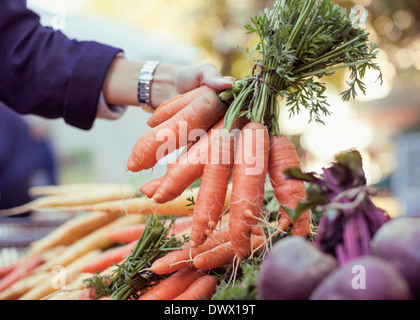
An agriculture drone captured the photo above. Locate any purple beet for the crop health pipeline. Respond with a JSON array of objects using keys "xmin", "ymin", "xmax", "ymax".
[
  {"xmin": 371, "ymin": 216, "xmax": 420, "ymax": 299},
  {"xmin": 257, "ymin": 237, "xmax": 338, "ymax": 300},
  {"xmin": 310, "ymin": 256, "xmax": 413, "ymax": 300}
]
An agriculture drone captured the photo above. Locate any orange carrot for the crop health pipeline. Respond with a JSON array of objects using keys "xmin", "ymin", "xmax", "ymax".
[
  {"xmin": 150, "ymin": 228, "xmax": 230, "ymax": 275},
  {"xmin": 167, "ymin": 216, "xmax": 194, "ymax": 236},
  {"xmin": 147, "ymin": 85, "xmax": 213, "ymax": 128},
  {"xmin": 139, "ymin": 141, "xmax": 196, "ymax": 199},
  {"xmin": 79, "ymin": 241, "xmax": 137, "ymax": 274},
  {"xmin": 0, "ymin": 254, "xmax": 43, "ymax": 292},
  {"xmin": 127, "ymin": 91, "xmax": 227, "ymax": 172},
  {"xmin": 152, "ymin": 118, "xmax": 225, "ymax": 204},
  {"xmin": 75, "ymin": 287, "xmax": 96, "ymax": 300},
  {"xmin": 173, "ymin": 275, "xmax": 218, "ymax": 300},
  {"xmin": 0, "ymin": 262, "xmax": 18, "ymax": 279},
  {"xmin": 107, "ymin": 216, "xmax": 194, "ymax": 244},
  {"xmin": 229, "ymin": 122, "xmax": 269, "ymax": 258},
  {"xmin": 138, "ymin": 267, "xmax": 204, "ymax": 300},
  {"xmin": 193, "ymin": 235, "xmax": 265, "ymax": 270},
  {"xmin": 140, "ymin": 176, "xmax": 165, "ymax": 199},
  {"xmin": 108, "ymin": 225, "xmax": 146, "ymax": 243},
  {"xmin": 268, "ymin": 134, "xmax": 311, "ymax": 237},
  {"xmin": 190, "ymin": 130, "xmax": 236, "ymax": 247}
]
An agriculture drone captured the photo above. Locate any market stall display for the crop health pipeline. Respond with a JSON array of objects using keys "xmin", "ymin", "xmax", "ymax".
[{"xmin": 1, "ymin": 0, "xmax": 418, "ymax": 301}]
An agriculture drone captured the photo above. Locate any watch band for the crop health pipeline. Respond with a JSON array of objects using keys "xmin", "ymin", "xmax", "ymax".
[{"xmin": 137, "ymin": 60, "xmax": 160, "ymax": 112}]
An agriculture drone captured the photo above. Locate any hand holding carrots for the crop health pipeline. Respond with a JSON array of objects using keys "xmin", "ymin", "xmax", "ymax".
[
  {"xmin": 127, "ymin": 90, "xmax": 228, "ymax": 172},
  {"xmin": 126, "ymin": 62, "xmax": 311, "ymax": 268}
]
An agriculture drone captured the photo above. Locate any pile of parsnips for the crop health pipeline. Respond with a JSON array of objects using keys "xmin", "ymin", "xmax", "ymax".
[{"xmin": 0, "ymin": 183, "xmax": 225, "ymax": 300}]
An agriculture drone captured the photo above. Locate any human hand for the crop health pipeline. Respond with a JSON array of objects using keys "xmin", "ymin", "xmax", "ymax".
[
  {"xmin": 150, "ymin": 62, "xmax": 233, "ymax": 109},
  {"xmin": 103, "ymin": 57, "xmax": 232, "ymax": 111}
]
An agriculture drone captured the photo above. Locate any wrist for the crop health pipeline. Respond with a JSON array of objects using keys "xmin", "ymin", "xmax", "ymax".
[
  {"xmin": 137, "ymin": 60, "xmax": 161, "ymax": 111},
  {"xmin": 103, "ymin": 57, "xmax": 142, "ymax": 107},
  {"xmin": 149, "ymin": 63, "xmax": 179, "ymax": 109}
]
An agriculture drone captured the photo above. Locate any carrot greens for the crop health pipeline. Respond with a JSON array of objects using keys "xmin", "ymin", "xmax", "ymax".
[
  {"xmin": 220, "ymin": 0, "xmax": 382, "ymax": 133},
  {"xmin": 84, "ymin": 215, "xmax": 188, "ymax": 300}
]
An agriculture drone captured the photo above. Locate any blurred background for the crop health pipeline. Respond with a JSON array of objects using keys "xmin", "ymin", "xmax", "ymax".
[{"xmin": 4, "ymin": 0, "xmax": 420, "ymax": 218}]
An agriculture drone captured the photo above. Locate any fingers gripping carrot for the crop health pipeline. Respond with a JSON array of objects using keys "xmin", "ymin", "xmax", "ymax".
[
  {"xmin": 127, "ymin": 91, "xmax": 228, "ymax": 172},
  {"xmin": 268, "ymin": 134, "xmax": 310, "ymax": 237},
  {"xmin": 147, "ymin": 85, "xmax": 213, "ymax": 128},
  {"xmin": 190, "ymin": 130, "xmax": 236, "ymax": 247},
  {"xmin": 229, "ymin": 122, "xmax": 269, "ymax": 258}
]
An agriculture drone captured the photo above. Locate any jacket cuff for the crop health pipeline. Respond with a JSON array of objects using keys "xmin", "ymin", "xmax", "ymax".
[
  {"xmin": 63, "ymin": 42, "xmax": 122, "ymax": 130},
  {"xmin": 96, "ymin": 91, "xmax": 127, "ymax": 120}
]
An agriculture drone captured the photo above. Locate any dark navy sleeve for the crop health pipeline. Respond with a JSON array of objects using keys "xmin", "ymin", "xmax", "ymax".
[{"xmin": 0, "ymin": 0, "xmax": 123, "ymax": 130}]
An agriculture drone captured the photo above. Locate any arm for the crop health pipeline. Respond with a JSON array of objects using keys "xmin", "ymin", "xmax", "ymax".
[
  {"xmin": 102, "ymin": 58, "xmax": 233, "ymax": 109},
  {"xmin": 0, "ymin": 1, "xmax": 232, "ymax": 130},
  {"xmin": 0, "ymin": 0, "xmax": 122, "ymax": 130}
]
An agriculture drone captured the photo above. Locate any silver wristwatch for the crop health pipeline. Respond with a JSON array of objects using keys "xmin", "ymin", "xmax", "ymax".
[{"xmin": 137, "ymin": 60, "xmax": 160, "ymax": 112}]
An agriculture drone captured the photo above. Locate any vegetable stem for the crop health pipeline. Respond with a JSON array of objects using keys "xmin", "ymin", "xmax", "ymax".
[{"xmin": 219, "ymin": 0, "xmax": 382, "ymax": 133}]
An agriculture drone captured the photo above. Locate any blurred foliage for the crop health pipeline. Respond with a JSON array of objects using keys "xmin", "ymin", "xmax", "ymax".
[
  {"xmin": 83, "ymin": 0, "xmax": 274, "ymax": 78},
  {"xmin": 336, "ymin": 0, "xmax": 420, "ymax": 89},
  {"xmin": 84, "ymin": 0, "xmax": 420, "ymax": 88}
]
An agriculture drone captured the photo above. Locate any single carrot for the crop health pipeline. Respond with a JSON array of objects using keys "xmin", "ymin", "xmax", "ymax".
[
  {"xmin": 152, "ymin": 118, "xmax": 225, "ymax": 203},
  {"xmin": 107, "ymin": 216, "xmax": 194, "ymax": 243},
  {"xmin": 55, "ymin": 188, "xmax": 200, "ymax": 216},
  {"xmin": 27, "ymin": 211, "xmax": 120, "ymax": 257},
  {"xmin": 138, "ymin": 267, "xmax": 204, "ymax": 300},
  {"xmin": 79, "ymin": 241, "xmax": 137, "ymax": 274},
  {"xmin": 193, "ymin": 235, "xmax": 265, "ymax": 270},
  {"xmin": 173, "ymin": 275, "xmax": 218, "ymax": 300},
  {"xmin": 108, "ymin": 225, "xmax": 146, "ymax": 243},
  {"xmin": 138, "ymin": 139, "xmax": 196, "ymax": 199},
  {"xmin": 147, "ymin": 85, "xmax": 213, "ymax": 127},
  {"xmin": 267, "ymin": 134, "xmax": 311, "ymax": 237},
  {"xmin": 0, "ymin": 262, "xmax": 18, "ymax": 279},
  {"xmin": 190, "ymin": 130, "xmax": 236, "ymax": 247},
  {"xmin": 150, "ymin": 228, "xmax": 230, "ymax": 275},
  {"xmin": 36, "ymin": 215, "xmax": 144, "ymax": 273},
  {"xmin": 127, "ymin": 91, "xmax": 228, "ymax": 172},
  {"xmin": 139, "ymin": 176, "xmax": 165, "ymax": 199},
  {"xmin": 229, "ymin": 122, "xmax": 269, "ymax": 258},
  {"xmin": 0, "ymin": 254, "xmax": 44, "ymax": 293},
  {"xmin": 167, "ymin": 216, "xmax": 194, "ymax": 236},
  {"xmin": 75, "ymin": 287, "xmax": 97, "ymax": 300}
]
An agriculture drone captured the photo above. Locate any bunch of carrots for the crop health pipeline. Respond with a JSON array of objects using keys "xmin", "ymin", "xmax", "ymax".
[
  {"xmin": 80, "ymin": 215, "xmax": 266, "ymax": 300},
  {"xmin": 80, "ymin": 215, "xmax": 243, "ymax": 300},
  {"xmin": 126, "ymin": 0, "xmax": 381, "ymax": 267}
]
